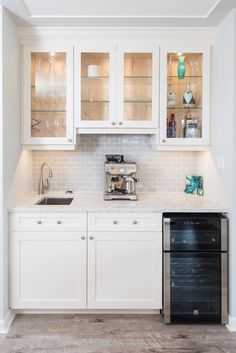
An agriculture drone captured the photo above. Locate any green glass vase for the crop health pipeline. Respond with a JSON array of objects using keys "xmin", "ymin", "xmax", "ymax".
[{"xmin": 177, "ymin": 55, "xmax": 186, "ymax": 78}]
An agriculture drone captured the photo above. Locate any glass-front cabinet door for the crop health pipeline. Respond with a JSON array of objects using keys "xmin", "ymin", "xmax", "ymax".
[
  {"xmin": 23, "ymin": 46, "xmax": 74, "ymax": 146},
  {"xmin": 75, "ymin": 43, "xmax": 116, "ymax": 128},
  {"xmin": 117, "ymin": 43, "xmax": 158, "ymax": 128},
  {"xmin": 160, "ymin": 46, "xmax": 210, "ymax": 145}
]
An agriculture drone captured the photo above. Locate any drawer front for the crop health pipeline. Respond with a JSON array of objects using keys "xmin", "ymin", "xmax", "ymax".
[
  {"xmin": 88, "ymin": 212, "xmax": 162, "ymax": 232},
  {"xmin": 12, "ymin": 213, "xmax": 87, "ymax": 232}
]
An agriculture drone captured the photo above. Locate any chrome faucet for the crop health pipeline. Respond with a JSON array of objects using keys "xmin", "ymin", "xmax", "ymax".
[{"xmin": 39, "ymin": 162, "xmax": 53, "ymax": 194}]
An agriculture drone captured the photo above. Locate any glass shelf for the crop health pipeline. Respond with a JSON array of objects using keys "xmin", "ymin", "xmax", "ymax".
[
  {"xmin": 167, "ymin": 107, "xmax": 202, "ymax": 110},
  {"xmin": 167, "ymin": 76, "xmax": 202, "ymax": 78},
  {"xmin": 81, "ymin": 76, "xmax": 109, "ymax": 79},
  {"xmin": 124, "ymin": 100, "xmax": 152, "ymax": 103},
  {"xmin": 124, "ymin": 76, "xmax": 152, "ymax": 79},
  {"xmin": 81, "ymin": 100, "xmax": 109, "ymax": 103},
  {"xmin": 31, "ymin": 85, "xmax": 66, "ymax": 88},
  {"xmin": 31, "ymin": 110, "xmax": 66, "ymax": 113}
]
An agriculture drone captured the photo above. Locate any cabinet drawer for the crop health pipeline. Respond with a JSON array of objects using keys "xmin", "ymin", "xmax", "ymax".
[
  {"xmin": 88, "ymin": 212, "xmax": 162, "ymax": 232},
  {"xmin": 11, "ymin": 213, "xmax": 87, "ymax": 232}
]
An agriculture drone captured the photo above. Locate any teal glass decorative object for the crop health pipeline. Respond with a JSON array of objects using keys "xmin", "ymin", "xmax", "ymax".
[
  {"xmin": 185, "ymin": 175, "xmax": 203, "ymax": 195},
  {"xmin": 177, "ymin": 55, "xmax": 186, "ymax": 78}
]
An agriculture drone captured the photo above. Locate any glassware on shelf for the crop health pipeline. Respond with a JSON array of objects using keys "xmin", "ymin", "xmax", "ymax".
[
  {"xmin": 177, "ymin": 55, "xmax": 186, "ymax": 78},
  {"xmin": 81, "ymin": 53, "xmax": 110, "ymax": 121},
  {"xmin": 31, "ymin": 52, "xmax": 67, "ymax": 138}
]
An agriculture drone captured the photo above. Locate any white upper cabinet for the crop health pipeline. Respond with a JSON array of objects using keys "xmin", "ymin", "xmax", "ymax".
[
  {"xmin": 159, "ymin": 45, "xmax": 210, "ymax": 146},
  {"xmin": 75, "ymin": 41, "xmax": 158, "ymax": 130},
  {"xmin": 75, "ymin": 42, "xmax": 116, "ymax": 128},
  {"xmin": 22, "ymin": 45, "xmax": 74, "ymax": 147},
  {"xmin": 117, "ymin": 42, "xmax": 158, "ymax": 129},
  {"xmin": 20, "ymin": 33, "xmax": 212, "ymax": 149}
]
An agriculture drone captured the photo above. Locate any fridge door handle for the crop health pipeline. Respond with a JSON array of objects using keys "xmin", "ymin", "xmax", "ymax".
[
  {"xmin": 163, "ymin": 218, "xmax": 171, "ymax": 251},
  {"xmin": 221, "ymin": 218, "xmax": 228, "ymax": 251},
  {"xmin": 221, "ymin": 252, "xmax": 228, "ymax": 324},
  {"xmin": 164, "ymin": 252, "xmax": 171, "ymax": 324}
]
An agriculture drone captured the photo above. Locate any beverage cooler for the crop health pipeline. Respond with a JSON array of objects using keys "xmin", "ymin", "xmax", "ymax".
[{"xmin": 163, "ymin": 213, "xmax": 228, "ymax": 324}]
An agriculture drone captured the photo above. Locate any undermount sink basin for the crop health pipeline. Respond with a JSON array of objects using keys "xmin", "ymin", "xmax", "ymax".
[{"xmin": 36, "ymin": 197, "xmax": 74, "ymax": 205}]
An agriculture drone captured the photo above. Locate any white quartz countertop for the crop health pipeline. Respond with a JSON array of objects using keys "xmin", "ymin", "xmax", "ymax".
[{"xmin": 8, "ymin": 192, "xmax": 229, "ymax": 213}]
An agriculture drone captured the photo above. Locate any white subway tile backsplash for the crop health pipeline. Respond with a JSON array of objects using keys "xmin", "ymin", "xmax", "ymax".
[{"xmin": 32, "ymin": 135, "xmax": 198, "ymax": 193}]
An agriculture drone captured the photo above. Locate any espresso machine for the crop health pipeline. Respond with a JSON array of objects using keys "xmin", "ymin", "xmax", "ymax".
[{"xmin": 104, "ymin": 155, "xmax": 139, "ymax": 200}]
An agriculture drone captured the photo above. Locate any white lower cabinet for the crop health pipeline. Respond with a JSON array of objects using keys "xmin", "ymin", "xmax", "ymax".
[
  {"xmin": 87, "ymin": 231, "xmax": 162, "ymax": 309},
  {"xmin": 10, "ymin": 212, "xmax": 162, "ymax": 310},
  {"xmin": 10, "ymin": 232, "xmax": 87, "ymax": 309}
]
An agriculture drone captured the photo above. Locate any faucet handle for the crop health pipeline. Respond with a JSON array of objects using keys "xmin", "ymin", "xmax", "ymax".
[{"xmin": 132, "ymin": 177, "xmax": 140, "ymax": 183}]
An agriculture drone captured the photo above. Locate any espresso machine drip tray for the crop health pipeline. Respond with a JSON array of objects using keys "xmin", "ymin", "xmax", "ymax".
[
  {"xmin": 104, "ymin": 155, "xmax": 139, "ymax": 201},
  {"xmin": 105, "ymin": 193, "xmax": 138, "ymax": 201}
]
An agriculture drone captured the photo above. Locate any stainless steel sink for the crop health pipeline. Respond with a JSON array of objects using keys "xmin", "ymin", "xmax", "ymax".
[{"xmin": 36, "ymin": 197, "xmax": 74, "ymax": 205}]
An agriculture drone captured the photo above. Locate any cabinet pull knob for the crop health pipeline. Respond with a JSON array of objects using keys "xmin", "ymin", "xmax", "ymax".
[
  {"xmin": 81, "ymin": 236, "xmax": 86, "ymax": 240},
  {"xmin": 68, "ymin": 138, "xmax": 72, "ymax": 143},
  {"xmin": 162, "ymin": 139, "xmax": 166, "ymax": 143},
  {"xmin": 57, "ymin": 220, "xmax": 62, "ymax": 225},
  {"xmin": 118, "ymin": 122, "xmax": 122, "ymax": 125},
  {"xmin": 111, "ymin": 122, "xmax": 116, "ymax": 126},
  {"xmin": 113, "ymin": 220, "xmax": 118, "ymax": 225},
  {"xmin": 89, "ymin": 236, "xmax": 94, "ymax": 240},
  {"xmin": 37, "ymin": 220, "xmax": 42, "ymax": 225},
  {"xmin": 133, "ymin": 220, "xmax": 138, "ymax": 225}
]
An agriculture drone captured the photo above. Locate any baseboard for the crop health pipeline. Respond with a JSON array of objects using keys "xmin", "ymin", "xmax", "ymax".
[
  {"xmin": 13, "ymin": 309, "xmax": 160, "ymax": 315},
  {"xmin": 0, "ymin": 310, "xmax": 15, "ymax": 334},
  {"xmin": 226, "ymin": 315, "xmax": 236, "ymax": 332}
]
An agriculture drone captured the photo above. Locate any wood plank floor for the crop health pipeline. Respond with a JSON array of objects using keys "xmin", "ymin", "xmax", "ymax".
[{"xmin": 0, "ymin": 314, "xmax": 236, "ymax": 353}]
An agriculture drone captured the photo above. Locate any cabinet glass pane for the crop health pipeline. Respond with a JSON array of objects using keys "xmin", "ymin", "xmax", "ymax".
[
  {"xmin": 124, "ymin": 53, "xmax": 152, "ymax": 121},
  {"xmin": 31, "ymin": 52, "xmax": 67, "ymax": 138},
  {"xmin": 81, "ymin": 53, "xmax": 109, "ymax": 121},
  {"xmin": 166, "ymin": 53, "xmax": 202, "ymax": 139}
]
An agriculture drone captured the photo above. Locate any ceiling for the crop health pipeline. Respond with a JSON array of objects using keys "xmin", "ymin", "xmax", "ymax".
[
  {"xmin": 21, "ymin": 0, "xmax": 221, "ymax": 18},
  {"xmin": 1, "ymin": 0, "xmax": 236, "ymax": 27}
]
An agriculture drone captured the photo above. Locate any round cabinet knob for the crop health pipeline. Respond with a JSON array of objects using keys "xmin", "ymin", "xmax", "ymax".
[
  {"xmin": 37, "ymin": 220, "xmax": 42, "ymax": 225},
  {"xmin": 67, "ymin": 138, "xmax": 72, "ymax": 143},
  {"xmin": 212, "ymin": 238, "xmax": 216, "ymax": 242},
  {"xmin": 133, "ymin": 220, "xmax": 138, "ymax": 225},
  {"xmin": 81, "ymin": 236, "xmax": 86, "ymax": 240},
  {"xmin": 89, "ymin": 236, "xmax": 94, "ymax": 240},
  {"xmin": 113, "ymin": 220, "xmax": 118, "ymax": 225},
  {"xmin": 57, "ymin": 220, "xmax": 62, "ymax": 225},
  {"xmin": 111, "ymin": 122, "xmax": 116, "ymax": 126},
  {"xmin": 162, "ymin": 139, "xmax": 166, "ymax": 143},
  {"xmin": 118, "ymin": 122, "xmax": 122, "ymax": 126}
]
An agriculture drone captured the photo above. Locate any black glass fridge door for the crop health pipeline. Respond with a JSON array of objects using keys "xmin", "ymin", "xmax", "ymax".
[
  {"xmin": 165, "ymin": 252, "xmax": 224, "ymax": 323},
  {"xmin": 163, "ymin": 214, "xmax": 226, "ymax": 251}
]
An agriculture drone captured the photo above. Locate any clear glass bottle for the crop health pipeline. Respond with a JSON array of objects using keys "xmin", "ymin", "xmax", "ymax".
[
  {"xmin": 167, "ymin": 84, "xmax": 175, "ymax": 108},
  {"xmin": 183, "ymin": 83, "xmax": 195, "ymax": 108},
  {"xmin": 167, "ymin": 113, "xmax": 176, "ymax": 138}
]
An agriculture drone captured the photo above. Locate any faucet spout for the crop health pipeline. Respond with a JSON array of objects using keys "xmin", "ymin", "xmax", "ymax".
[{"xmin": 39, "ymin": 162, "xmax": 53, "ymax": 195}]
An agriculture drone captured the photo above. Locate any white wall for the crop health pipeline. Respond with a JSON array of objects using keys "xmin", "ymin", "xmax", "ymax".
[
  {"xmin": 0, "ymin": 6, "xmax": 32, "ymax": 327},
  {"xmin": 211, "ymin": 9, "xmax": 236, "ymax": 328},
  {"xmin": 198, "ymin": 152, "xmax": 227, "ymax": 205},
  {"xmin": 0, "ymin": 4, "xmax": 4, "ymax": 324}
]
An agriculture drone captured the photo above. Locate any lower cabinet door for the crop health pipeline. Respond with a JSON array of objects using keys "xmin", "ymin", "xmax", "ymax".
[
  {"xmin": 10, "ymin": 232, "xmax": 87, "ymax": 309},
  {"xmin": 88, "ymin": 231, "xmax": 162, "ymax": 309}
]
